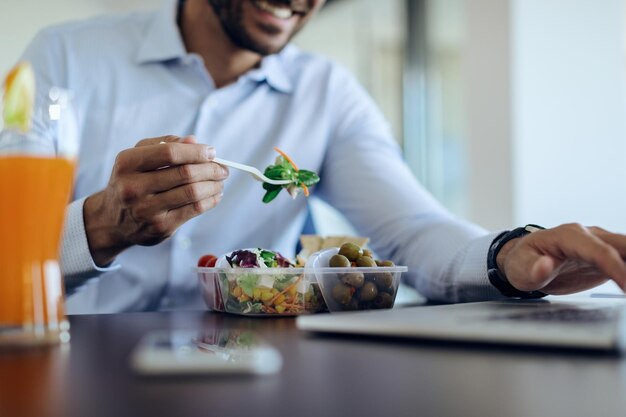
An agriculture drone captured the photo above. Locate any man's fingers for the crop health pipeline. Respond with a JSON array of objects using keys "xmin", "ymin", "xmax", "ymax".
[
  {"xmin": 143, "ymin": 194, "xmax": 224, "ymax": 236},
  {"xmin": 507, "ymin": 246, "xmax": 563, "ymax": 291},
  {"xmin": 133, "ymin": 180, "xmax": 224, "ymax": 218},
  {"xmin": 135, "ymin": 135, "xmax": 194, "ymax": 147},
  {"xmin": 133, "ymin": 162, "xmax": 229, "ymax": 195},
  {"xmin": 180, "ymin": 136, "xmax": 197, "ymax": 144},
  {"xmin": 589, "ymin": 228, "xmax": 626, "ymax": 259},
  {"xmin": 544, "ymin": 225, "xmax": 626, "ymax": 289},
  {"xmin": 587, "ymin": 229, "xmax": 626, "ymax": 290},
  {"xmin": 115, "ymin": 141, "xmax": 215, "ymax": 173},
  {"xmin": 166, "ymin": 194, "xmax": 224, "ymax": 227},
  {"xmin": 506, "ymin": 225, "xmax": 626, "ymax": 292},
  {"xmin": 529, "ymin": 255, "xmax": 557, "ymax": 284}
]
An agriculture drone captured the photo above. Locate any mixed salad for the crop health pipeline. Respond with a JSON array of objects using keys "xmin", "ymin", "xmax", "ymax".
[
  {"xmin": 226, "ymin": 248, "xmax": 294, "ymax": 268},
  {"xmin": 217, "ymin": 248, "xmax": 326, "ymax": 315},
  {"xmin": 261, "ymin": 147, "xmax": 320, "ymax": 203}
]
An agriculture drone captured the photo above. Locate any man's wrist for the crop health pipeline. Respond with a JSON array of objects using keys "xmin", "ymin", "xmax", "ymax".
[
  {"xmin": 487, "ymin": 225, "xmax": 547, "ymax": 299},
  {"xmin": 83, "ymin": 192, "xmax": 128, "ymax": 267},
  {"xmin": 496, "ymin": 239, "xmax": 517, "ymax": 272}
]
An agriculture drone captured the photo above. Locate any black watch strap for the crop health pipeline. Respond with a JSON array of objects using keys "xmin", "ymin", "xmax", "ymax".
[{"xmin": 487, "ymin": 224, "xmax": 548, "ymax": 299}]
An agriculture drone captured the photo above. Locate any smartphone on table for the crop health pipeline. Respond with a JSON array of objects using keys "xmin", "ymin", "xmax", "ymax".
[{"xmin": 131, "ymin": 329, "xmax": 282, "ymax": 376}]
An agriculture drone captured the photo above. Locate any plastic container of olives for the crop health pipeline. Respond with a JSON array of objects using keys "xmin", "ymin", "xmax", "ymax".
[{"xmin": 305, "ymin": 246, "xmax": 408, "ymax": 312}]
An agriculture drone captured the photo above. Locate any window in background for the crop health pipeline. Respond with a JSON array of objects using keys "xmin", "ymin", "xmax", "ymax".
[
  {"xmin": 404, "ymin": 0, "xmax": 468, "ymax": 218},
  {"xmin": 295, "ymin": 0, "xmax": 406, "ymax": 143},
  {"xmin": 298, "ymin": 0, "xmax": 470, "ymax": 223}
]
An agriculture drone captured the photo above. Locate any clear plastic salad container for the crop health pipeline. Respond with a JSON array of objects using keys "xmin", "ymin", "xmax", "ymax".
[
  {"xmin": 197, "ymin": 248, "xmax": 327, "ymax": 316},
  {"xmin": 198, "ymin": 267, "xmax": 329, "ymax": 316}
]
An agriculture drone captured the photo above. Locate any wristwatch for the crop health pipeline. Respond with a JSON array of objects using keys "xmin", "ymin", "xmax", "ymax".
[{"xmin": 487, "ymin": 224, "xmax": 548, "ymax": 299}]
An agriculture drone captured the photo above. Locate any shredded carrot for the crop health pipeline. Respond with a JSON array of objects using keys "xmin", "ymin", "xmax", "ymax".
[
  {"xmin": 263, "ymin": 305, "xmax": 277, "ymax": 314},
  {"xmin": 268, "ymin": 276, "xmax": 303, "ymax": 305},
  {"xmin": 273, "ymin": 147, "xmax": 311, "ymax": 197},
  {"xmin": 273, "ymin": 147, "xmax": 299, "ymax": 171},
  {"xmin": 283, "ymin": 304, "xmax": 304, "ymax": 309}
]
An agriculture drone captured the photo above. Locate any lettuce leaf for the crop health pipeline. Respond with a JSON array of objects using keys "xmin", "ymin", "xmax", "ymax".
[
  {"xmin": 262, "ymin": 155, "xmax": 320, "ymax": 203},
  {"xmin": 236, "ymin": 273, "xmax": 258, "ymax": 298}
]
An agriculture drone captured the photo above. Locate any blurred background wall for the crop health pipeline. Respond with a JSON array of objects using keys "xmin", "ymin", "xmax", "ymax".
[{"xmin": 1, "ymin": 0, "xmax": 625, "ymax": 234}]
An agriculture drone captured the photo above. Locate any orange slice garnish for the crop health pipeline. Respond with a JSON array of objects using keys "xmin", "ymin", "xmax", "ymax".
[{"xmin": 2, "ymin": 61, "xmax": 35, "ymax": 133}]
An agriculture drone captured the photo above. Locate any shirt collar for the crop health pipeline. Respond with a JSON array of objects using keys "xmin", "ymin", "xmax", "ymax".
[
  {"xmin": 245, "ymin": 49, "xmax": 294, "ymax": 94},
  {"xmin": 136, "ymin": 0, "xmax": 293, "ymax": 94},
  {"xmin": 136, "ymin": 0, "xmax": 187, "ymax": 64}
]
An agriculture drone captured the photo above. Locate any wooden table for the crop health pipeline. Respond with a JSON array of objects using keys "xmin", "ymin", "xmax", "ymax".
[{"xmin": 1, "ymin": 309, "xmax": 625, "ymax": 417}]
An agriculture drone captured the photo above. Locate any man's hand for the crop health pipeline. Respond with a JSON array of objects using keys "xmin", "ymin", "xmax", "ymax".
[
  {"xmin": 83, "ymin": 135, "xmax": 228, "ymax": 266},
  {"xmin": 497, "ymin": 223, "xmax": 626, "ymax": 295}
]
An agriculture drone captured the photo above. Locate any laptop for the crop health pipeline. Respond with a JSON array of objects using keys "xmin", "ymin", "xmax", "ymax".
[{"xmin": 296, "ymin": 299, "xmax": 626, "ymax": 351}]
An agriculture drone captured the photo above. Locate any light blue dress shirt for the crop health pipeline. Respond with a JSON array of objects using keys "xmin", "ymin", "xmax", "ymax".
[{"xmin": 22, "ymin": 0, "xmax": 503, "ymax": 313}]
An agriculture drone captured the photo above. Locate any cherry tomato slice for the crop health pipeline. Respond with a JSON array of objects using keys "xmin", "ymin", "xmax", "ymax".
[{"xmin": 198, "ymin": 254, "xmax": 218, "ymax": 267}]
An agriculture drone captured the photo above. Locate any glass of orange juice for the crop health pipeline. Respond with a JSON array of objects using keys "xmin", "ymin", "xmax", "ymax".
[{"xmin": 0, "ymin": 66, "xmax": 78, "ymax": 346}]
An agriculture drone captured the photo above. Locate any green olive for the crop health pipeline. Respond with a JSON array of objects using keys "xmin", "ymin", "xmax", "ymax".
[
  {"xmin": 356, "ymin": 256, "xmax": 377, "ymax": 268},
  {"xmin": 373, "ymin": 292, "xmax": 394, "ymax": 309},
  {"xmin": 380, "ymin": 260, "xmax": 395, "ymax": 267},
  {"xmin": 338, "ymin": 243, "xmax": 362, "ymax": 262},
  {"xmin": 329, "ymin": 254, "xmax": 351, "ymax": 268},
  {"xmin": 341, "ymin": 272, "xmax": 365, "ymax": 288},
  {"xmin": 373, "ymin": 272, "xmax": 393, "ymax": 290},
  {"xmin": 375, "ymin": 260, "xmax": 383, "ymax": 267},
  {"xmin": 332, "ymin": 283, "xmax": 353, "ymax": 305},
  {"xmin": 358, "ymin": 281, "xmax": 378, "ymax": 302},
  {"xmin": 362, "ymin": 249, "xmax": 373, "ymax": 258},
  {"xmin": 344, "ymin": 299, "xmax": 360, "ymax": 311}
]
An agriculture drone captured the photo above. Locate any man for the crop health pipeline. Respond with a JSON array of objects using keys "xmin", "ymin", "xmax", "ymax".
[{"xmin": 21, "ymin": 0, "xmax": 626, "ymax": 313}]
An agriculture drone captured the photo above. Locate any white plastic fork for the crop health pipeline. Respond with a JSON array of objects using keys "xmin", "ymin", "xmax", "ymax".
[{"xmin": 213, "ymin": 157, "xmax": 292, "ymax": 185}]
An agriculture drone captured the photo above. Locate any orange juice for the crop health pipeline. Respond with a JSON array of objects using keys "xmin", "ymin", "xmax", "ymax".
[{"xmin": 0, "ymin": 155, "xmax": 74, "ymax": 344}]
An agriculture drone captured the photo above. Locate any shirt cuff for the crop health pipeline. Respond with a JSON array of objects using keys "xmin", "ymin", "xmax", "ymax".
[
  {"xmin": 60, "ymin": 196, "xmax": 121, "ymax": 288},
  {"xmin": 451, "ymin": 231, "xmax": 508, "ymax": 302}
]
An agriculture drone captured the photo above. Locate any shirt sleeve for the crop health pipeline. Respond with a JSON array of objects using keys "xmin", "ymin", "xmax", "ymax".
[
  {"xmin": 317, "ymin": 67, "xmax": 506, "ymax": 303},
  {"xmin": 60, "ymin": 197, "xmax": 120, "ymax": 289}
]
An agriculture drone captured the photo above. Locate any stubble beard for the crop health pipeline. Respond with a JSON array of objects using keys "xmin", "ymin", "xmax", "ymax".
[{"xmin": 208, "ymin": 0, "xmax": 300, "ymax": 56}]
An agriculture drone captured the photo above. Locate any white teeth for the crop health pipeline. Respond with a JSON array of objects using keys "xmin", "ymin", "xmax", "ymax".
[{"xmin": 255, "ymin": 0, "xmax": 294, "ymax": 19}]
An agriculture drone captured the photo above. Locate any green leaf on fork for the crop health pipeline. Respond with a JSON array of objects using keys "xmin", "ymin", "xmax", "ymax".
[{"xmin": 261, "ymin": 149, "xmax": 320, "ymax": 204}]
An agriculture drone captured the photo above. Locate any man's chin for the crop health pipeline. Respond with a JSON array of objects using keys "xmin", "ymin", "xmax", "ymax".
[
  {"xmin": 256, "ymin": 42, "xmax": 289, "ymax": 56},
  {"xmin": 244, "ymin": 35, "xmax": 291, "ymax": 55}
]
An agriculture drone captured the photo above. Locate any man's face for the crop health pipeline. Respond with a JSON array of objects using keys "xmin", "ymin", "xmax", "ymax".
[{"xmin": 208, "ymin": 0, "xmax": 326, "ymax": 55}]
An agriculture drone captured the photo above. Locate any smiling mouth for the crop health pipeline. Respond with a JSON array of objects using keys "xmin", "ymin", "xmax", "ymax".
[{"xmin": 252, "ymin": 0, "xmax": 303, "ymax": 19}]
